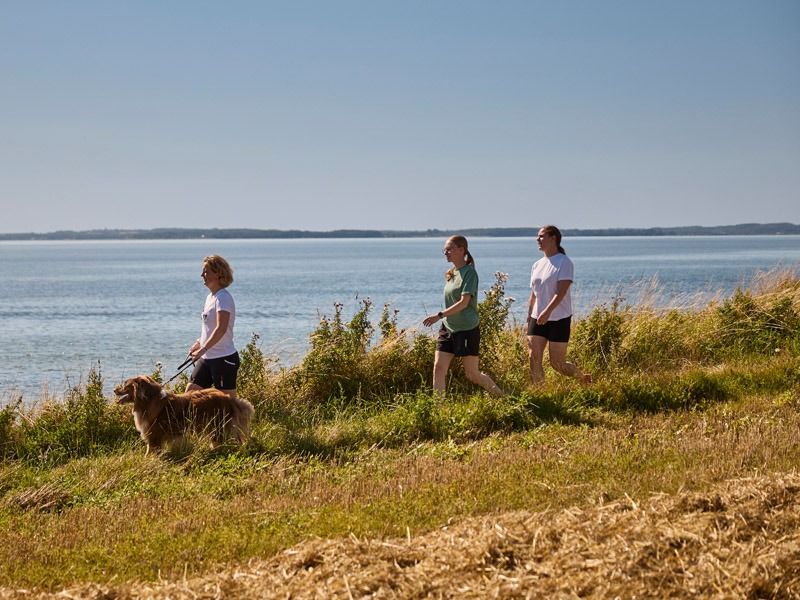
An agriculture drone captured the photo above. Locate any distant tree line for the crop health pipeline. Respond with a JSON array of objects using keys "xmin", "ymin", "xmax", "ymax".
[{"xmin": 1, "ymin": 223, "xmax": 798, "ymax": 241}]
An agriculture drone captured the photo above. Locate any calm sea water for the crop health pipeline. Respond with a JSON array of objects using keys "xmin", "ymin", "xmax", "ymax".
[{"xmin": 2, "ymin": 236, "xmax": 799, "ymax": 399}]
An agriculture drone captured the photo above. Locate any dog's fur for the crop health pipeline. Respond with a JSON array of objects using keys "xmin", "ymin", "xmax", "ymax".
[{"xmin": 114, "ymin": 375, "xmax": 255, "ymax": 454}]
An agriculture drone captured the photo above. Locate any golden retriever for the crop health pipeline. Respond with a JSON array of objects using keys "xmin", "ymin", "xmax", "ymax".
[{"xmin": 114, "ymin": 375, "xmax": 254, "ymax": 454}]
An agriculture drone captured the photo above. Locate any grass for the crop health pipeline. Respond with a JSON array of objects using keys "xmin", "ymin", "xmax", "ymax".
[
  {"xmin": 0, "ymin": 270, "xmax": 799, "ymax": 591},
  {"xmin": 1, "ymin": 391, "xmax": 798, "ymax": 589}
]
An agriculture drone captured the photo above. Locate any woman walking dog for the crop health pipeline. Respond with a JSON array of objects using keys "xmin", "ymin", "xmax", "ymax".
[
  {"xmin": 186, "ymin": 255, "xmax": 241, "ymax": 398},
  {"xmin": 527, "ymin": 225, "xmax": 591, "ymax": 385},
  {"xmin": 423, "ymin": 236, "xmax": 503, "ymax": 396}
]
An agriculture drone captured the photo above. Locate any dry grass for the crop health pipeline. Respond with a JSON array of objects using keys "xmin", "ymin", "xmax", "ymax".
[
  {"xmin": 0, "ymin": 394, "xmax": 798, "ymax": 596},
  {"xmin": 2, "ymin": 472, "xmax": 797, "ymax": 599}
]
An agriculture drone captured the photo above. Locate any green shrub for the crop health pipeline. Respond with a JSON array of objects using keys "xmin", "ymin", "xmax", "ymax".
[
  {"xmin": 712, "ymin": 289, "xmax": 800, "ymax": 356},
  {"xmin": 237, "ymin": 333, "xmax": 275, "ymax": 418},
  {"xmin": 477, "ymin": 272, "xmax": 515, "ymax": 375},
  {"xmin": 0, "ymin": 398, "xmax": 21, "ymax": 459},
  {"xmin": 571, "ymin": 297, "xmax": 626, "ymax": 373},
  {"xmin": 11, "ymin": 365, "xmax": 134, "ymax": 465},
  {"xmin": 618, "ymin": 309, "xmax": 693, "ymax": 370},
  {"xmin": 379, "ymin": 303, "xmax": 400, "ymax": 340},
  {"xmin": 297, "ymin": 299, "xmax": 375, "ymax": 404}
]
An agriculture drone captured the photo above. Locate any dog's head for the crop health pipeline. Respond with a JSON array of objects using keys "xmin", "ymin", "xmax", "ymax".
[{"xmin": 114, "ymin": 375, "xmax": 165, "ymax": 407}]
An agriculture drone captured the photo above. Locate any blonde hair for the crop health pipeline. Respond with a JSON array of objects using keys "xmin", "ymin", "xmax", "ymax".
[
  {"xmin": 203, "ymin": 255, "xmax": 234, "ymax": 288},
  {"xmin": 445, "ymin": 235, "xmax": 475, "ymax": 281}
]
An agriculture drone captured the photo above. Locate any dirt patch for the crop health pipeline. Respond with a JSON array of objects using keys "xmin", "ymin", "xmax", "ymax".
[{"xmin": 3, "ymin": 473, "xmax": 799, "ymax": 599}]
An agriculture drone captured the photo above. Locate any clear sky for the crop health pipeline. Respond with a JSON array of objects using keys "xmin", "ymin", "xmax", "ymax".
[{"xmin": 1, "ymin": 1, "xmax": 798, "ymax": 233}]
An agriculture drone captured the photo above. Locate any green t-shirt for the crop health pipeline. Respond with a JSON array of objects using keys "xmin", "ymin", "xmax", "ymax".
[{"xmin": 443, "ymin": 264, "xmax": 480, "ymax": 332}]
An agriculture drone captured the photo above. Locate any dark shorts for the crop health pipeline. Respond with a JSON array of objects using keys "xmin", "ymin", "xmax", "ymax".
[
  {"xmin": 436, "ymin": 325, "xmax": 480, "ymax": 357},
  {"xmin": 190, "ymin": 351, "xmax": 240, "ymax": 390},
  {"xmin": 527, "ymin": 315, "xmax": 572, "ymax": 343}
]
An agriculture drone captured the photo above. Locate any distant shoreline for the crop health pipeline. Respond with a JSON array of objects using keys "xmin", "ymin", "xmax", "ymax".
[{"xmin": 1, "ymin": 222, "xmax": 798, "ymax": 241}]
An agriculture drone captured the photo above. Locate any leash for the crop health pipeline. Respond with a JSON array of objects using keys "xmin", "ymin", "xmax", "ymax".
[{"xmin": 165, "ymin": 355, "xmax": 195, "ymax": 384}]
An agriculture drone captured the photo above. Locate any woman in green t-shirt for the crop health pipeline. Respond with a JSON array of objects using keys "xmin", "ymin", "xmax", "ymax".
[{"xmin": 423, "ymin": 236, "xmax": 503, "ymax": 395}]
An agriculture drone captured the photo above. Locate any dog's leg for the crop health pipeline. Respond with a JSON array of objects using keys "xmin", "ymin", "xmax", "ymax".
[
  {"xmin": 173, "ymin": 435, "xmax": 188, "ymax": 453},
  {"xmin": 234, "ymin": 418, "xmax": 248, "ymax": 444},
  {"xmin": 231, "ymin": 398, "xmax": 255, "ymax": 444},
  {"xmin": 146, "ymin": 433, "xmax": 162, "ymax": 456}
]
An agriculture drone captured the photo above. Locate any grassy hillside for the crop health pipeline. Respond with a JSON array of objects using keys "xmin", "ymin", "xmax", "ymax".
[{"xmin": 0, "ymin": 271, "xmax": 798, "ymax": 595}]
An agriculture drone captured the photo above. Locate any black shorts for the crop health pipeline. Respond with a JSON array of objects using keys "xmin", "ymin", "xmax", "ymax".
[
  {"xmin": 527, "ymin": 316, "xmax": 572, "ymax": 343},
  {"xmin": 190, "ymin": 351, "xmax": 240, "ymax": 390},
  {"xmin": 437, "ymin": 325, "xmax": 480, "ymax": 357}
]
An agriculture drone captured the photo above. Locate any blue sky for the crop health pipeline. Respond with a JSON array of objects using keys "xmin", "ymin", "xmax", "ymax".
[{"xmin": 1, "ymin": 1, "xmax": 798, "ymax": 232}]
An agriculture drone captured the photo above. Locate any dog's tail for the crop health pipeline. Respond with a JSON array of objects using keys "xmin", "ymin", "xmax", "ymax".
[{"xmin": 230, "ymin": 396, "xmax": 255, "ymax": 443}]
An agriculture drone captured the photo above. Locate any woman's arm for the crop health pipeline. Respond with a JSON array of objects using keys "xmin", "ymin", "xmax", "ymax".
[
  {"xmin": 423, "ymin": 294, "xmax": 472, "ymax": 327},
  {"xmin": 190, "ymin": 310, "xmax": 231, "ymax": 359},
  {"xmin": 536, "ymin": 280, "xmax": 572, "ymax": 325},
  {"xmin": 527, "ymin": 289, "xmax": 536, "ymax": 325}
]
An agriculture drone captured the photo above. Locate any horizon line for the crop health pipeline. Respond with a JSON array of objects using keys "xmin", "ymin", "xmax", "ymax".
[{"xmin": 1, "ymin": 222, "xmax": 799, "ymax": 241}]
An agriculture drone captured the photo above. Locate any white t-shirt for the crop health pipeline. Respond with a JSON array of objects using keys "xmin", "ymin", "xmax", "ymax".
[
  {"xmin": 200, "ymin": 288, "xmax": 237, "ymax": 359},
  {"xmin": 530, "ymin": 253, "xmax": 574, "ymax": 321}
]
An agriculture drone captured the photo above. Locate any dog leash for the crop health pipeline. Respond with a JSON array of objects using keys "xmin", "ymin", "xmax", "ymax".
[{"xmin": 166, "ymin": 355, "xmax": 195, "ymax": 384}]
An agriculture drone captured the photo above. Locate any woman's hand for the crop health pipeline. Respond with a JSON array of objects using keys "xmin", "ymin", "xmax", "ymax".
[
  {"xmin": 536, "ymin": 309, "xmax": 552, "ymax": 325},
  {"xmin": 192, "ymin": 310, "xmax": 229, "ymax": 360},
  {"xmin": 423, "ymin": 314, "xmax": 442, "ymax": 327}
]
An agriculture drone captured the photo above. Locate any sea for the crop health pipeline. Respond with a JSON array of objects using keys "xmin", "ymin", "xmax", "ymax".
[{"xmin": 2, "ymin": 235, "xmax": 799, "ymax": 400}]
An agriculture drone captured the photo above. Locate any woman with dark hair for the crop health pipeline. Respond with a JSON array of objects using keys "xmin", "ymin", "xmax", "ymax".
[
  {"xmin": 527, "ymin": 226, "xmax": 591, "ymax": 384},
  {"xmin": 423, "ymin": 236, "xmax": 503, "ymax": 395},
  {"xmin": 186, "ymin": 255, "xmax": 240, "ymax": 398}
]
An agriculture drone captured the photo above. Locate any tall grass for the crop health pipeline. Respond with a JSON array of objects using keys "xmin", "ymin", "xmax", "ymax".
[
  {"xmin": 0, "ymin": 367, "xmax": 134, "ymax": 466},
  {"xmin": 0, "ymin": 271, "xmax": 798, "ymax": 467}
]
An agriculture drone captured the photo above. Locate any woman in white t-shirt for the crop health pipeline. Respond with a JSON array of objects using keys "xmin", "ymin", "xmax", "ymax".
[
  {"xmin": 186, "ymin": 255, "xmax": 240, "ymax": 398},
  {"xmin": 527, "ymin": 226, "xmax": 591, "ymax": 385}
]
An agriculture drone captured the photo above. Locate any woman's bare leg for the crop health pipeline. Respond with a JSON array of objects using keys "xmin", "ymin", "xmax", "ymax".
[
  {"xmin": 433, "ymin": 351, "xmax": 454, "ymax": 392},
  {"xmin": 527, "ymin": 335, "xmax": 548, "ymax": 383},
  {"xmin": 462, "ymin": 356, "xmax": 503, "ymax": 396},
  {"xmin": 548, "ymin": 342, "xmax": 592, "ymax": 383}
]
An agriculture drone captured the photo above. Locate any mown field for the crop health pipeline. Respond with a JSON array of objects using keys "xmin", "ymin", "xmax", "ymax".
[{"xmin": 1, "ymin": 271, "xmax": 798, "ymax": 598}]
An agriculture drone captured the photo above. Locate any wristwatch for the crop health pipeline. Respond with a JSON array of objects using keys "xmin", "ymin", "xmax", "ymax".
[{"xmin": 438, "ymin": 311, "xmax": 444, "ymax": 319}]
